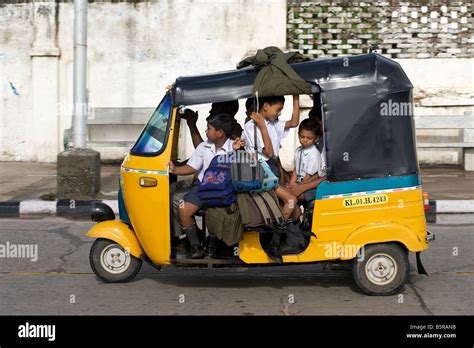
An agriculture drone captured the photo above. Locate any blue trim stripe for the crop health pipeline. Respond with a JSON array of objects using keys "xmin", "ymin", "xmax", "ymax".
[
  {"xmin": 121, "ymin": 166, "xmax": 168, "ymax": 175},
  {"xmin": 118, "ymin": 186, "xmax": 131, "ymax": 225},
  {"xmin": 316, "ymin": 174, "xmax": 421, "ymax": 200}
]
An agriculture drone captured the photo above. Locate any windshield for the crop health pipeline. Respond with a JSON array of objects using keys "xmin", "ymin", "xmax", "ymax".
[{"xmin": 131, "ymin": 95, "xmax": 172, "ymax": 155}]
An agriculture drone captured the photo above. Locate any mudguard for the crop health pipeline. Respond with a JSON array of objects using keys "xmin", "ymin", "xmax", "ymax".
[
  {"xmin": 416, "ymin": 252, "xmax": 429, "ymax": 276},
  {"xmin": 340, "ymin": 222, "xmax": 426, "ymax": 260},
  {"xmin": 86, "ymin": 220, "xmax": 144, "ymax": 258}
]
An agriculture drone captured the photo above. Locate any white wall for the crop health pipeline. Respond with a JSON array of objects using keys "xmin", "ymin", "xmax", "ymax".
[
  {"xmin": 0, "ymin": 0, "xmax": 286, "ymax": 162},
  {"xmin": 395, "ymin": 58, "xmax": 474, "ymax": 97},
  {"xmin": 395, "ymin": 58, "xmax": 474, "ymax": 166},
  {"xmin": 0, "ymin": 1, "xmax": 472, "ymax": 166},
  {"xmin": 0, "ymin": 4, "xmax": 35, "ymax": 161}
]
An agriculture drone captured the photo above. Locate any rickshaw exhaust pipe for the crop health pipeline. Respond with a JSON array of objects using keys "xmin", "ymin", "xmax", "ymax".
[{"xmin": 91, "ymin": 202, "xmax": 115, "ymax": 222}]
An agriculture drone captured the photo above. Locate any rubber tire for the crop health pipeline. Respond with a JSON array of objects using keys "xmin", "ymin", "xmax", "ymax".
[
  {"xmin": 89, "ymin": 238, "xmax": 142, "ymax": 283},
  {"xmin": 352, "ymin": 243, "xmax": 409, "ymax": 296}
]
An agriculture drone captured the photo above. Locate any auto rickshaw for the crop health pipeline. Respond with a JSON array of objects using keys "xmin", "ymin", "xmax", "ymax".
[{"xmin": 86, "ymin": 53, "xmax": 434, "ymax": 295}]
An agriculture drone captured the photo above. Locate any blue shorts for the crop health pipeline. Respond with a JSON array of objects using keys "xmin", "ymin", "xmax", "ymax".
[{"xmin": 183, "ymin": 179, "xmax": 204, "ymax": 208}]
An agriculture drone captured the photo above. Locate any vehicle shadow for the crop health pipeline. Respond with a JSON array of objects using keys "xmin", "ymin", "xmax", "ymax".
[{"xmin": 136, "ymin": 263, "xmax": 366, "ymax": 294}]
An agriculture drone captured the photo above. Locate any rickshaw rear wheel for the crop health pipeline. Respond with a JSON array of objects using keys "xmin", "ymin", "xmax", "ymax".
[
  {"xmin": 90, "ymin": 238, "xmax": 142, "ymax": 283},
  {"xmin": 352, "ymin": 243, "xmax": 409, "ymax": 296}
]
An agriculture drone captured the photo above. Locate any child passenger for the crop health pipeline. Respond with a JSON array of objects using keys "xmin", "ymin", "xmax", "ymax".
[
  {"xmin": 242, "ymin": 95, "xmax": 304, "ymax": 262},
  {"xmin": 169, "ymin": 113, "xmax": 245, "ymax": 259},
  {"xmin": 182, "ymin": 100, "xmax": 242, "ymax": 149},
  {"xmin": 243, "ymin": 95, "xmax": 300, "ymax": 221},
  {"xmin": 244, "ymin": 97, "xmax": 290, "ymax": 182},
  {"xmin": 286, "ymin": 118, "xmax": 327, "ymax": 203}
]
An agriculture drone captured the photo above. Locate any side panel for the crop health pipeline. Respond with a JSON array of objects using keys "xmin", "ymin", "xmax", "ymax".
[
  {"xmin": 340, "ymin": 222, "xmax": 426, "ymax": 259},
  {"xmin": 238, "ymin": 231, "xmax": 327, "ymax": 264},
  {"xmin": 312, "ymin": 181, "xmax": 428, "ymax": 257},
  {"xmin": 238, "ymin": 176, "xmax": 428, "ymax": 264},
  {"xmin": 238, "ymin": 232, "xmax": 272, "ymax": 263},
  {"xmin": 120, "ymin": 107, "xmax": 178, "ymax": 266}
]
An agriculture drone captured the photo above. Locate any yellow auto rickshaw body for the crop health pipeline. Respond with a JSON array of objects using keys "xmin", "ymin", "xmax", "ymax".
[
  {"xmin": 87, "ymin": 53, "xmax": 431, "ymax": 269},
  {"xmin": 86, "ymin": 53, "xmax": 433, "ymax": 296},
  {"xmin": 89, "ymin": 103, "xmax": 428, "ymax": 267},
  {"xmin": 238, "ymin": 181, "xmax": 428, "ymax": 264}
]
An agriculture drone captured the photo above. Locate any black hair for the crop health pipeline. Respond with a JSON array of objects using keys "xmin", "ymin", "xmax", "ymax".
[
  {"xmin": 244, "ymin": 98, "xmax": 254, "ymax": 123},
  {"xmin": 210, "ymin": 100, "xmax": 239, "ymax": 117},
  {"xmin": 245, "ymin": 98, "xmax": 254, "ymax": 112},
  {"xmin": 298, "ymin": 118, "xmax": 321, "ymax": 137},
  {"xmin": 206, "ymin": 113, "xmax": 233, "ymax": 138},
  {"xmin": 257, "ymin": 96, "xmax": 285, "ymax": 112},
  {"xmin": 308, "ymin": 97, "xmax": 322, "ymax": 123}
]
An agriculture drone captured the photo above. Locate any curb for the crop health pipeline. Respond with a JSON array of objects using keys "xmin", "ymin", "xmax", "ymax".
[
  {"xmin": 0, "ymin": 200, "xmax": 119, "ymax": 218},
  {"xmin": 434, "ymin": 200, "xmax": 474, "ymax": 213},
  {"xmin": 0, "ymin": 199, "xmax": 473, "ymax": 219},
  {"xmin": 424, "ymin": 200, "xmax": 474, "ymax": 224}
]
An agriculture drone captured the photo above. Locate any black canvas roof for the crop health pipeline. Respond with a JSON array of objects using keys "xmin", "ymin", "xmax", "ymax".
[
  {"xmin": 170, "ymin": 53, "xmax": 413, "ymax": 106},
  {"xmin": 170, "ymin": 53, "xmax": 418, "ymax": 182}
]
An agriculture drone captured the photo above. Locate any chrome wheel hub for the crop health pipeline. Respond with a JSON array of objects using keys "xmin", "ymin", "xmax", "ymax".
[
  {"xmin": 365, "ymin": 253, "xmax": 397, "ymax": 285},
  {"xmin": 100, "ymin": 244, "xmax": 131, "ymax": 274}
]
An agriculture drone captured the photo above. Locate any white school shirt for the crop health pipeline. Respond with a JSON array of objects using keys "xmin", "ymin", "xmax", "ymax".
[
  {"xmin": 294, "ymin": 144, "xmax": 327, "ymax": 183},
  {"xmin": 243, "ymin": 119, "xmax": 290, "ymax": 161},
  {"xmin": 187, "ymin": 139, "xmax": 234, "ymax": 182}
]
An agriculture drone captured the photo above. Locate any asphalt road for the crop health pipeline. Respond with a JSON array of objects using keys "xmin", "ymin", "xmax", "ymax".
[{"xmin": 0, "ymin": 217, "xmax": 472, "ymax": 315}]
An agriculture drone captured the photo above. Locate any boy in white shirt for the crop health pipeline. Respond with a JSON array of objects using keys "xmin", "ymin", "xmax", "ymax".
[
  {"xmin": 243, "ymin": 95, "xmax": 303, "ymax": 262},
  {"xmin": 243, "ymin": 95, "xmax": 300, "ymax": 221},
  {"xmin": 169, "ymin": 113, "xmax": 244, "ymax": 258},
  {"xmin": 286, "ymin": 118, "xmax": 327, "ymax": 203}
]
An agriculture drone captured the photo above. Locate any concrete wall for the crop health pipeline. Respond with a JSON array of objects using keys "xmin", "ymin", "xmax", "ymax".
[
  {"xmin": 389, "ymin": 58, "xmax": 473, "ymax": 166},
  {"xmin": 1, "ymin": 3, "xmax": 35, "ymax": 161},
  {"xmin": 0, "ymin": 0, "xmax": 472, "ymax": 167},
  {"xmin": 286, "ymin": 0, "xmax": 474, "ymax": 168},
  {"xmin": 0, "ymin": 0, "xmax": 286, "ymax": 162},
  {"xmin": 287, "ymin": 0, "xmax": 474, "ymax": 59}
]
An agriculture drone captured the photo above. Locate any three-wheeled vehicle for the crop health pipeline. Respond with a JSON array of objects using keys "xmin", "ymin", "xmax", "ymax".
[{"xmin": 87, "ymin": 53, "xmax": 434, "ymax": 295}]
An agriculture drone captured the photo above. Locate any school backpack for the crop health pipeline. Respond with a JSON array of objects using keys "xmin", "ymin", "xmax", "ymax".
[
  {"xmin": 207, "ymin": 203, "xmax": 243, "ymax": 246},
  {"xmin": 249, "ymin": 160, "xmax": 279, "ymax": 194},
  {"xmin": 237, "ymin": 190, "xmax": 316, "ymax": 255},
  {"xmin": 197, "ymin": 154, "xmax": 235, "ymax": 207},
  {"xmin": 236, "ymin": 190, "xmax": 285, "ymax": 230},
  {"xmin": 231, "ymin": 150, "xmax": 264, "ymax": 192}
]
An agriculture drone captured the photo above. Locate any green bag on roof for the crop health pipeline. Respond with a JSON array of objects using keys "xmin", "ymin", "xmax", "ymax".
[{"xmin": 237, "ymin": 46, "xmax": 313, "ymax": 97}]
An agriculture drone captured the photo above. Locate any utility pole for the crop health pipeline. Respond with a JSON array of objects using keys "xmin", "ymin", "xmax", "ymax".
[
  {"xmin": 57, "ymin": 0, "xmax": 101, "ymax": 200},
  {"xmin": 73, "ymin": 0, "xmax": 88, "ymax": 148}
]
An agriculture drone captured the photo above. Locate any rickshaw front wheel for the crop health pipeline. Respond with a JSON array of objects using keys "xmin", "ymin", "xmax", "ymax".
[
  {"xmin": 90, "ymin": 238, "xmax": 142, "ymax": 283},
  {"xmin": 352, "ymin": 243, "xmax": 409, "ymax": 296}
]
